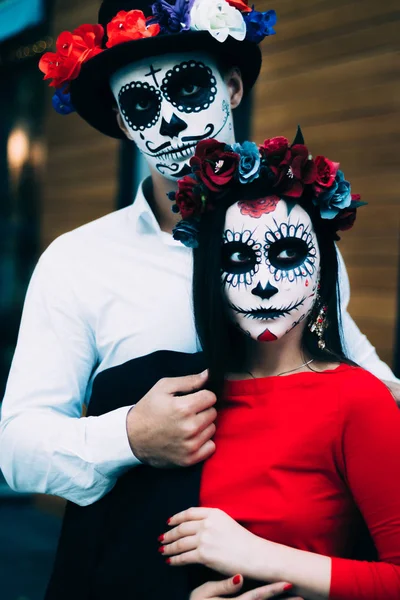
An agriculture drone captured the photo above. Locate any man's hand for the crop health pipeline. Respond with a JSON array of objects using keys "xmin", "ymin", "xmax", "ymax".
[
  {"xmin": 383, "ymin": 380, "xmax": 400, "ymax": 407},
  {"xmin": 190, "ymin": 575, "xmax": 303, "ymax": 600},
  {"xmin": 126, "ymin": 371, "xmax": 217, "ymax": 467}
]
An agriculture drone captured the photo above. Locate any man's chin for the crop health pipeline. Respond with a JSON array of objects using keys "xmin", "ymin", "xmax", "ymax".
[
  {"xmin": 172, "ymin": 164, "xmax": 192, "ymax": 178},
  {"xmin": 154, "ymin": 160, "xmax": 192, "ymax": 179}
]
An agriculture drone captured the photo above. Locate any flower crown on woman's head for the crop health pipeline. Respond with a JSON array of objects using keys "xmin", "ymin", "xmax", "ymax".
[
  {"xmin": 170, "ymin": 127, "xmax": 366, "ymax": 248},
  {"xmin": 39, "ymin": 0, "xmax": 276, "ymax": 114}
]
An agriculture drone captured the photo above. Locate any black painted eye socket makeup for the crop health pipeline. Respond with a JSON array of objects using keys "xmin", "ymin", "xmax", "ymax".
[
  {"xmin": 222, "ymin": 242, "xmax": 258, "ymax": 274},
  {"xmin": 118, "ymin": 82, "xmax": 162, "ymax": 131},
  {"xmin": 268, "ymin": 238, "xmax": 310, "ymax": 270},
  {"xmin": 161, "ymin": 61, "xmax": 217, "ymax": 113}
]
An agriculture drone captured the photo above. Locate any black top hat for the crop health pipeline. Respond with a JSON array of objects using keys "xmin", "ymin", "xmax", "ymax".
[{"xmin": 69, "ymin": 0, "xmax": 263, "ymax": 139}]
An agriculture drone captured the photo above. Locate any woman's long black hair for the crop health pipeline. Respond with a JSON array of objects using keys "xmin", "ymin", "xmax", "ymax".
[{"xmin": 193, "ymin": 190, "xmax": 354, "ymax": 398}]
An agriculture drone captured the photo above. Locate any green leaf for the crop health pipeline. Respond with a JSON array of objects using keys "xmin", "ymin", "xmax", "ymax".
[{"xmin": 292, "ymin": 125, "xmax": 305, "ymax": 146}]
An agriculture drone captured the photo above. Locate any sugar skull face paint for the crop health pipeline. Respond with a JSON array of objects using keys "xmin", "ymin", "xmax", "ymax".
[
  {"xmin": 221, "ymin": 198, "xmax": 320, "ymax": 342},
  {"xmin": 110, "ymin": 51, "xmax": 235, "ymax": 180}
]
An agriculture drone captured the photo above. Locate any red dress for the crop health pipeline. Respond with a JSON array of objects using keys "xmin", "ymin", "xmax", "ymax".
[{"xmin": 200, "ymin": 364, "xmax": 400, "ymax": 599}]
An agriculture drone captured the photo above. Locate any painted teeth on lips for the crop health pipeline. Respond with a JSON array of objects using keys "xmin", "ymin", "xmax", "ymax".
[{"xmin": 155, "ymin": 142, "xmax": 197, "ymax": 159}]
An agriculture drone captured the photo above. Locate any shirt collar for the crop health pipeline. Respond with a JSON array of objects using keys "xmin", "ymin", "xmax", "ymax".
[
  {"xmin": 131, "ymin": 180, "xmax": 159, "ymax": 234},
  {"xmin": 130, "ymin": 179, "xmax": 186, "ymax": 248}
]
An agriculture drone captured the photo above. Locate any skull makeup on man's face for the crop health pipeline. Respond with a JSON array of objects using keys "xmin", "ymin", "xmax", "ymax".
[
  {"xmin": 221, "ymin": 197, "xmax": 321, "ymax": 342},
  {"xmin": 110, "ymin": 52, "xmax": 235, "ymax": 180}
]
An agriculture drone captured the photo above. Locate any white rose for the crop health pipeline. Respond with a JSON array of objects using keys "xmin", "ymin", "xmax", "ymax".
[{"xmin": 190, "ymin": 0, "xmax": 246, "ymax": 43}]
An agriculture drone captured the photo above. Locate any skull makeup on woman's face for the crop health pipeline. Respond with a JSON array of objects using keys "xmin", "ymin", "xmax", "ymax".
[
  {"xmin": 110, "ymin": 52, "xmax": 235, "ymax": 180},
  {"xmin": 221, "ymin": 197, "xmax": 321, "ymax": 342}
]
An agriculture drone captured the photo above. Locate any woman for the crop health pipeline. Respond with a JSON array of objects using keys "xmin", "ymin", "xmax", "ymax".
[{"xmin": 158, "ymin": 132, "xmax": 400, "ymax": 599}]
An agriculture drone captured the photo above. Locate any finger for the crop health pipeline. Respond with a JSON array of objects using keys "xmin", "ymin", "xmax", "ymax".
[
  {"xmin": 187, "ymin": 389, "xmax": 217, "ymax": 413},
  {"xmin": 166, "ymin": 549, "xmax": 198, "ymax": 566},
  {"xmin": 162, "ymin": 534, "xmax": 198, "ymax": 557},
  {"xmin": 187, "ymin": 423, "xmax": 216, "ymax": 455},
  {"xmin": 168, "ymin": 507, "xmax": 210, "ymax": 526},
  {"xmin": 161, "ymin": 371, "xmax": 209, "ymax": 395},
  {"xmin": 188, "ymin": 439, "xmax": 216, "ymax": 464},
  {"xmin": 193, "ymin": 407, "xmax": 217, "ymax": 432},
  {"xmin": 236, "ymin": 582, "xmax": 295, "ymax": 600},
  {"xmin": 160, "ymin": 521, "xmax": 200, "ymax": 544},
  {"xmin": 190, "ymin": 575, "xmax": 244, "ymax": 599}
]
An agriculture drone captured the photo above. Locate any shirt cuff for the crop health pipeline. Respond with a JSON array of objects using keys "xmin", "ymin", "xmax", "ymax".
[{"xmin": 84, "ymin": 405, "xmax": 142, "ymax": 480}]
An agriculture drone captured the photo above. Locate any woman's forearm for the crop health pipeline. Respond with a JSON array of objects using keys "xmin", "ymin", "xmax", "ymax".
[{"xmin": 251, "ymin": 539, "xmax": 331, "ymax": 600}]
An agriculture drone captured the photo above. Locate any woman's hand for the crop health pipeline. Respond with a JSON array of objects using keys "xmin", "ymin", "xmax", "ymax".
[
  {"xmin": 190, "ymin": 575, "xmax": 303, "ymax": 600},
  {"xmin": 159, "ymin": 507, "xmax": 273, "ymax": 578}
]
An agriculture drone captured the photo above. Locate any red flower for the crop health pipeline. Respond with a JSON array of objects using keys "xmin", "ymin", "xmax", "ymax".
[
  {"xmin": 226, "ymin": 0, "xmax": 252, "ymax": 13},
  {"xmin": 259, "ymin": 137, "xmax": 290, "ymax": 166},
  {"xmin": 239, "ymin": 195, "xmax": 280, "ymax": 218},
  {"xmin": 106, "ymin": 10, "xmax": 161, "ymax": 48},
  {"xmin": 277, "ymin": 143, "xmax": 317, "ymax": 197},
  {"xmin": 175, "ymin": 176, "xmax": 203, "ymax": 220},
  {"xmin": 334, "ymin": 208, "xmax": 357, "ymax": 232},
  {"xmin": 262, "ymin": 143, "xmax": 316, "ymax": 198},
  {"xmin": 190, "ymin": 139, "xmax": 240, "ymax": 192},
  {"xmin": 313, "ymin": 155, "xmax": 340, "ymax": 196},
  {"xmin": 288, "ymin": 145, "xmax": 316, "ymax": 184},
  {"xmin": 39, "ymin": 24, "xmax": 104, "ymax": 88}
]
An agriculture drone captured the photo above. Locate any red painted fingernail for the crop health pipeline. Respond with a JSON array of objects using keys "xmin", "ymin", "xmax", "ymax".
[
  {"xmin": 283, "ymin": 584, "xmax": 293, "ymax": 591},
  {"xmin": 167, "ymin": 518, "xmax": 172, "ymax": 525},
  {"xmin": 158, "ymin": 534, "xmax": 165, "ymax": 542},
  {"xmin": 158, "ymin": 546, "xmax": 165, "ymax": 554},
  {"xmin": 165, "ymin": 558, "xmax": 171, "ymax": 565},
  {"xmin": 233, "ymin": 575, "xmax": 241, "ymax": 585}
]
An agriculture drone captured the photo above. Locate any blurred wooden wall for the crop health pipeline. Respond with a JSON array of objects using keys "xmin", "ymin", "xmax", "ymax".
[
  {"xmin": 253, "ymin": 0, "xmax": 400, "ymax": 368},
  {"xmin": 41, "ymin": 0, "xmax": 399, "ymax": 367},
  {"xmin": 41, "ymin": 0, "xmax": 117, "ymax": 250}
]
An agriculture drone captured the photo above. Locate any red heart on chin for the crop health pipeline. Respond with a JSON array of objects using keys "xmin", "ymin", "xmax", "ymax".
[{"xmin": 258, "ymin": 328, "xmax": 278, "ymax": 342}]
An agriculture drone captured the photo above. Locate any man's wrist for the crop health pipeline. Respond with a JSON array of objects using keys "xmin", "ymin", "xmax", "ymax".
[{"xmin": 126, "ymin": 404, "xmax": 143, "ymax": 460}]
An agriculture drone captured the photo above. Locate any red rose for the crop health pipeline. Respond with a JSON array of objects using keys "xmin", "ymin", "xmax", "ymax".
[
  {"xmin": 39, "ymin": 52, "xmax": 76, "ymax": 88},
  {"xmin": 313, "ymin": 155, "xmax": 340, "ymax": 195},
  {"xmin": 193, "ymin": 139, "xmax": 226, "ymax": 159},
  {"xmin": 288, "ymin": 145, "xmax": 316, "ymax": 184},
  {"xmin": 259, "ymin": 137, "xmax": 290, "ymax": 166},
  {"xmin": 106, "ymin": 10, "xmax": 160, "ymax": 48},
  {"xmin": 39, "ymin": 24, "xmax": 104, "ymax": 88},
  {"xmin": 238, "ymin": 195, "xmax": 280, "ymax": 218},
  {"xmin": 72, "ymin": 24, "xmax": 105, "ymax": 50},
  {"xmin": 226, "ymin": 0, "xmax": 252, "ymax": 12},
  {"xmin": 190, "ymin": 139, "xmax": 239, "ymax": 192},
  {"xmin": 272, "ymin": 143, "xmax": 317, "ymax": 197},
  {"xmin": 175, "ymin": 176, "xmax": 203, "ymax": 220},
  {"xmin": 334, "ymin": 208, "xmax": 357, "ymax": 232}
]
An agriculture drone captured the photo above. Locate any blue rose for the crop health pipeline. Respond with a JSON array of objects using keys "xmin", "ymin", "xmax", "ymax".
[
  {"xmin": 52, "ymin": 86, "xmax": 75, "ymax": 115},
  {"xmin": 244, "ymin": 9, "xmax": 277, "ymax": 44},
  {"xmin": 172, "ymin": 219, "xmax": 200, "ymax": 248},
  {"xmin": 231, "ymin": 141, "xmax": 261, "ymax": 184},
  {"xmin": 151, "ymin": 0, "xmax": 195, "ymax": 34},
  {"xmin": 313, "ymin": 170, "xmax": 352, "ymax": 219}
]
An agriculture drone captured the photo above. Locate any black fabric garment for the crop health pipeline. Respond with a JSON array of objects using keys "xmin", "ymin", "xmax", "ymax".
[
  {"xmin": 45, "ymin": 350, "xmax": 213, "ymax": 600},
  {"xmin": 45, "ymin": 349, "xmax": 378, "ymax": 599}
]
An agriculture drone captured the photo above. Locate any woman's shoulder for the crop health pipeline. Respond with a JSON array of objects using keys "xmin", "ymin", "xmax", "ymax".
[{"xmin": 333, "ymin": 363, "xmax": 398, "ymax": 416}]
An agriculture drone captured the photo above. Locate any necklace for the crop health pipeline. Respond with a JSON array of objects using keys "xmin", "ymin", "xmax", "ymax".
[{"xmin": 246, "ymin": 358, "xmax": 314, "ymax": 379}]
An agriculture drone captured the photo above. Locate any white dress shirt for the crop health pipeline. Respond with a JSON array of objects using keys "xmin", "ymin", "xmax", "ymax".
[{"xmin": 0, "ymin": 182, "xmax": 397, "ymax": 506}]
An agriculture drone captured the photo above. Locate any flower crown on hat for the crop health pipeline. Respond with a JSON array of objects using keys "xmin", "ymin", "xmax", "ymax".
[
  {"xmin": 39, "ymin": 0, "xmax": 276, "ymax": 115},
  {"xmin": 169, "ymin": 127, "xmax": 366, "ymax": 248}
]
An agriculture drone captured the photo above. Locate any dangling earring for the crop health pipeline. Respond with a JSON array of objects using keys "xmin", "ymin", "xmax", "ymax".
[{"xmin": 309, "ymin": 284, "xmax": 328, "ymax": 349}]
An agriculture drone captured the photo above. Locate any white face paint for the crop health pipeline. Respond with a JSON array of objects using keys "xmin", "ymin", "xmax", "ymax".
[
  {"xmin": 110, "ymin": 51, "xmax": 235, "ymax": 180},
  {"xmin": 221, "ymin": 197, "xmax": 321, "ymax": 342}
]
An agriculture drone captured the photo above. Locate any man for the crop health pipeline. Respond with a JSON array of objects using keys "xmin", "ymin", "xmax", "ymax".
[{"xmin": 0, "ymin": 0, "xmax": 398, "ymax": 597}]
